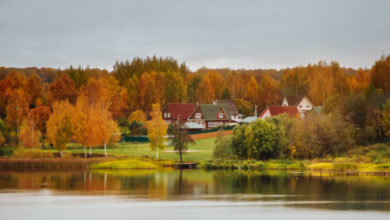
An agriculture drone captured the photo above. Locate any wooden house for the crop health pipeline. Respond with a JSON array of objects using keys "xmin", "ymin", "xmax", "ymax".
[
  {"xmin": 161, "ymin": 103, "xmax": 196, "ymax": 124},
  {"xmin": 188, "ymin": 104, "xmax": 232, "ymax": 129},
  {"xmin": 213, "ymin": 100, "xmax": 242, "ymax": 122}
]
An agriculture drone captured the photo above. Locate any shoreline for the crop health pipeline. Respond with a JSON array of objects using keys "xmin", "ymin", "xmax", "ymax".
[{"xmin": 1, "ymin": 158, "xmax": 390, "ymax": 176}]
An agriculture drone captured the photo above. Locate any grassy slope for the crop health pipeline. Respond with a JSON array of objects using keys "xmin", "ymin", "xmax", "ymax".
[{"xmin": 61, "ymin": 138, "xmax": 216, "ymax": 162}]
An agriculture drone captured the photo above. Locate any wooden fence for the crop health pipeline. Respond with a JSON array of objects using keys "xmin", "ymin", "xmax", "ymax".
[{"xmin": 190, "ymin": 129, "xmax": 233, "ymax": 140}]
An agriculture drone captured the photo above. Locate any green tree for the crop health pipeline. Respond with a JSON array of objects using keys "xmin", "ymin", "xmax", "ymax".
[
  {"xmin": 168, "ymin": 120, "xmax": 194, "ymax": 163},
  {"xmin": 383, "ymin": 98, "xmax": 390, "ymax": 136},
  {"xmin": 232, "ymin": 120, "xmax": 282, "ymax": 160},
  {"xmin": 221, "ymin": 88, "xmax": 231, "ymax": 100},
  {"xmin": 339, "ymin": 93, "xmax": 368, "ymax": 128}
]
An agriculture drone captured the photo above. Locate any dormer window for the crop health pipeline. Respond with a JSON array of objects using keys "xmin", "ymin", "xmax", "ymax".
[
  {"xmin": 219, "ymin": 113, "xmax": 223, "ymax": 119},
  {"xmin": 195, "ymin": 113, "xmax": 202, "ymax": 119},
  {"xmin": 306, "ymin": 105, "xmax": 309, "ymax": 108},
  {"xmin": 299, "ymin": 105, "xmax": 302, "ymax": 108}
]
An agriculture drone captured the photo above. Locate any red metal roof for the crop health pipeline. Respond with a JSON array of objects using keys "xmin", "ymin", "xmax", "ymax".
[
  {"xmin": 165, "ymin": 103, "xmax": 196, "ymax": 120},
  {"xmin": 259, "ymin": 106, "xmax": 299, "ymax": 118}
]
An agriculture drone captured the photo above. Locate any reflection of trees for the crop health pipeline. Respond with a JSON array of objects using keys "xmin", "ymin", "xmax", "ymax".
[
  {"xmin": 211, "ymin": 170, "xmax": 390, "ymax": 202},
  {"xmin": 1, "ymin": 170, "xmax": 390, "ymax": 206}
]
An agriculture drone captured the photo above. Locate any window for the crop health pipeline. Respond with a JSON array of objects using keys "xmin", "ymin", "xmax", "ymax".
[
  {"xmin": 164, "ymin": 113, "xmax": 167, "ymax": 118},
  {"xmin": 219, "ymin": 113, "xmax": 223, "ymax": 118},
  {"xmin": 306, "ymin": 105, "xmax": 309, "ymax": 108},
  {"xmin": 208, "ymin": 122, "xmax": 223, "ymax": 127},
  {"xmin": 195, "ymin": 113, "xmax": 202, "ymax": 119},
  {"xmin": 299, "ymin": 105, "xmax": 302, "ymax": 108},
  {"xmin": 167, "ymin": 113, "xmax": 170, "ymax": 118}
]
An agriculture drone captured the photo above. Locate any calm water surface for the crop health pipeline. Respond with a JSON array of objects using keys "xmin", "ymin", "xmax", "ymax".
[{"xmin": 0, "ymin": 169, "xmax": 390, "ymax": 219}]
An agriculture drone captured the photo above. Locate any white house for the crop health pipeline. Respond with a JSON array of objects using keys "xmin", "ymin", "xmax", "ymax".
[{"xmin": 281, "ymin": 95, "xmax": 314, "ymax": 118}]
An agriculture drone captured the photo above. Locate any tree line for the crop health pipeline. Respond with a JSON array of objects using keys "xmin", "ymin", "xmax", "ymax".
[{"xmin": 0, "ymin": 55, "xmax": 390, "ymax": 156}]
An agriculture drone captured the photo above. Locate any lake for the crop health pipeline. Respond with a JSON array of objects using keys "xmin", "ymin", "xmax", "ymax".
[{"xmin": 0, "ymin": 169, "xmax": 389, "ymax": 219}]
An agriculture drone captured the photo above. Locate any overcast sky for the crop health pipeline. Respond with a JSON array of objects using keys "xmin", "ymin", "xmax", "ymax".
[{"xmin": 0, "ymin": 0, "xmax": 389, "ymax": 71}]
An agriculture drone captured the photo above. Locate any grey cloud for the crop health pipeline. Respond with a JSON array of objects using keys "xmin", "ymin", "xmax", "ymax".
[{"xmin": 0, "ymin": 0, "xmax": 389, "ymax": 70}]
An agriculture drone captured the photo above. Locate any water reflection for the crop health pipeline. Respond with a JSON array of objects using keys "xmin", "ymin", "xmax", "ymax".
[{"xmin": 0, "ymin": 169, "xmax": 390, "ymax": 211}]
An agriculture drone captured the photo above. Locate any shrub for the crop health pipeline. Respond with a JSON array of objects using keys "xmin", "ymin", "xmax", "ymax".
[
  {"xmin": 213, "ymin": 135, "xmax": 235, "ymax": 159},
  {"xmin": 290, "ymin": 113, "xmax": 356, "ymax": 159},
  {"xmin": 232, "ymin": 119, "xmax": 285, "ymax": 160},
  {"xmin": 12, "ymin": 149, "xmax": 53, "ymax": 159},
  {"xmin": 367, "ymin": 151, "xmax": 381, "ymax": 163},
  {"xmin": 0, "ymin": 147, "xmax": 15, "ymax": 156}
]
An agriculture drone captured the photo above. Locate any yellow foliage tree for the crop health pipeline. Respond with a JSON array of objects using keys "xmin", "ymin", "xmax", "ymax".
[
  {"xmin": 348, "ymin": 69, "xmax": 370, "ymax": 92},
  {"xmin": 206, "ymin": 71, "xmax": 225, "ymax": 99},
  {"xmin": 128, "ymin": 110, "xmax": 147, "ymax": 123},
  {"xmin": 46, "ymin": 100, "xmax": 74, "ymax": 157},
  {"xmin": 246, "ymin": 76, "xmax": 258, "ymax": 105},
  {"xmin": 19, "ymin": 117, "xmax": 42, "ymax": 149},
  {"xmin": 147, "ymin": 103, "xmax": 168, "ymax": 159},
  {"xmin": 196, "ymin": 77, "xmax": 214, "ymax": 104},
  {"xmin": 258, "ymin": 73, "xmax": 280, "ymax": 108},
  {"xmin": 72, "ymin": 95, "xmax": 89, "ymax": 157}
]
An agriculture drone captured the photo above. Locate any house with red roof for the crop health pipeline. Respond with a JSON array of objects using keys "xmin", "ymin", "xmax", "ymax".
[
  {"xmin": 161, "ymin": 103, "xmax": 196, "ymax": 124},
  {"xmin": 281, "ymin": 95, "xmax": 314, "ymax": 118},
  {"xmin": 258, "ymin": 106, "xmax": 299, "ymax": 120}
]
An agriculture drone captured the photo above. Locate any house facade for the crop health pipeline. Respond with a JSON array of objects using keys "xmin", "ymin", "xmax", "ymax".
[
  {"xmin": 259, "ymin": 106, "xmax": 299, "ymax": 120},
  {"xmin": 161, "ymin": 103, "xmax": 196, "ymax": 124},
  {"xmin": 281, "ymin": 95, "xmax": 313, "ymax": 118},
  {"xmin": 188, "ymin": 104, "xmax": 232, "ymax": 129},
  {"xmin": 213, "ymin": 100, "xmax": 242, "ymax": 122}
]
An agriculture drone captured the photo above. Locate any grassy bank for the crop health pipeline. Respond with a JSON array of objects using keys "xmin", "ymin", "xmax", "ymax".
[
  {"xmin": 199, "ymin": 159, "xmax": 390, "ymax": 173},
  {"xmin": 52, "ymin": 138, "xmax": 216, "ymax": 162},
  {"xmin": 91, "ymin": 159, "xmax": 159, "ymax": 169},
  {"xmin": 89, "ymin": 158, "xmax": 175, "ymax": 169}
]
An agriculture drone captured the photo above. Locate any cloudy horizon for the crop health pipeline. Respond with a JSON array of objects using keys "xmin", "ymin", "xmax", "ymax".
[{"xmin": 1, "ymin": 0, "xmax": 389, "ymax": 71}]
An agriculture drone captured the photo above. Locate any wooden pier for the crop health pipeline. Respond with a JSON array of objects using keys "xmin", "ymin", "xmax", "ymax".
[{"xmin": 172, "ymin": 162, "xmax": 198, "ymax": 169}]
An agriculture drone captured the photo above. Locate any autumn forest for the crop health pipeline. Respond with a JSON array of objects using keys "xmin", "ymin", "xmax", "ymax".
[{"xmin": 0, "ymin": 55, "xmax": 390, "ymax": 157}]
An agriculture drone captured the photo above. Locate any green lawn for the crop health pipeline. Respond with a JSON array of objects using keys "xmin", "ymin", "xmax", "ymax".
[{"xmin": 58, "ymin": 138, "xmax": 216, "ymax": 162}]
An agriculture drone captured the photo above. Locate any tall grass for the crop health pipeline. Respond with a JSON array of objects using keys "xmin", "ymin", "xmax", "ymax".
[
  {"xmin": 0, "ymin": 158, "xmax": 107, "ymax": 171},
  {"xmin": 199, "ymin": 160, "xmax": 307, "ymax": 171}
]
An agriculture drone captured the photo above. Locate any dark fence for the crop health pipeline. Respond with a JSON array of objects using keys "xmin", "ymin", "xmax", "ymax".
[
  {"xmin": 188, "ymin": 125, "xmax": 235, "ymax": 135},
  {"xmin": 122, "ymin": 136, "xmax": 149, "ymax": 143}
]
